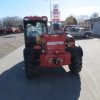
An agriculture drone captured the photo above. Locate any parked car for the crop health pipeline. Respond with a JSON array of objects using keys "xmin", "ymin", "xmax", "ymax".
[{"xmin": 65, "ymin": 27, "xmax": 94, "ymax": 38}]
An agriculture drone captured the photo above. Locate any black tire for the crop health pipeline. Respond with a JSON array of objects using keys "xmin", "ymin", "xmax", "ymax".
[
  {"xmin": 84, "ymin": 33, "xmax": 90, "ymax": 38},
  {"xmin": 69, "ymin": 57, "xmax": 82, "ymax": 74},
  {"xmin": 25, "ymin": 63, "xmax": 37, "ymax": 78},
  {"xmin": 23, "ymin": 48, "xmax": 37, "ymax": 78},
  {"xmin": 68, "ymin": 45, "xmax": 83, "ymax": 74}
]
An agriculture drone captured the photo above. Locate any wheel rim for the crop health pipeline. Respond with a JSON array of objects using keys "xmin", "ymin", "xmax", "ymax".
[{"xmin": 85, "ymin": 34, "xmax": 89, "ymax": 38}]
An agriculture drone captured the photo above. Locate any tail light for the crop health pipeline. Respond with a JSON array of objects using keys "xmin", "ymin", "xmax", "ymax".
[
  {"xmin": 33, "ymin": 45, "xmax": 41, "ymax": 50},
  {"xmin": 68, "ymin": 42, "xmax": 75, "ymax": 47},
  {"xmin": 65, "ymin": 37, "xmax": 75, "ymax": 48},
  {"xmin": 42, "ymin": 50, "xmax": 45, "ymax": 53},
  {"xmin": 41, "ymin": 39, "xmax": 46, "ymax": 53}
]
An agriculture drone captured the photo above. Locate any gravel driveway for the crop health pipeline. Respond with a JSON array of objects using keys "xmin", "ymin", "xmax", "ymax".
[{"xmin": 0, "ymin": 33, "xmax": 24, "ymax": 59}]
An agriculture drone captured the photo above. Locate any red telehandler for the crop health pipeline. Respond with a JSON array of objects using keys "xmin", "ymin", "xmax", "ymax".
[{"xmin": 23, "ymin": 16, "xmax": 83, "ymax": 78}]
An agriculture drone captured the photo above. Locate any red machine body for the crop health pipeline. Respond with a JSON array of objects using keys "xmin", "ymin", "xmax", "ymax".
[
  {"xmin": 40, "ymin": 34, "xmax": 71, "ymax": 67},
  {"xmin": 23, "ymin": 16, "xmax": 83, "ymax": 78}
]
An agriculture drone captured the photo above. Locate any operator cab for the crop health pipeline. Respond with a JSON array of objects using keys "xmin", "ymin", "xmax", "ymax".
[{"xmin": 23, "ymin": 16, "xmax": 48, "ymax": 47}]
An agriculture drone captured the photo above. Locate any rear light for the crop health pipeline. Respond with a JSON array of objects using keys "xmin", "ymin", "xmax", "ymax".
[
  {"xmin": 42, "ymin": 50, "xmax": 45, "ymax": 53},
  {"xmin": 49, "ymin": 58, "xmax": 53, "ymax": 63},
  {"xmin": 49, "ymin": 58, "xmax": 64, "ymax": 64},
  {"xmin": 41, "ymin": 41, "xmax": 46, "ymax": 53},
  {"xmin": 33, "ymin": 45, "xmax": 41, "ymax": 50},
  {"xmin": 68, "ymin": 42, "xmax": 75, "ymax": 47},
  {"xmin": 57, "ymin": 58, "xmax": 63, "ymax": 62},
  {"xmin": 55, "ymin": 51, "xmax": 59, "ymax": 54}
]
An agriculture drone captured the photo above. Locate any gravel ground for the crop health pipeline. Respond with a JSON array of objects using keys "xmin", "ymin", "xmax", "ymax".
[{"xmin": 0, "ymin": 33, "xmax": 24, "ymax": 59}]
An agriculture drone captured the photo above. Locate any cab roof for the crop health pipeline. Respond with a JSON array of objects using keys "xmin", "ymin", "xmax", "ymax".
[{"xmin": 23, "ymin": 16, "xmax": 48, "ymax": 21}]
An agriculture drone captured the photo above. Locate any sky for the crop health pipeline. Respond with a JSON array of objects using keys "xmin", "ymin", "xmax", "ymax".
[{"xmin": 0, "ymin": 0, "xmax": 100, "ymax": 20}]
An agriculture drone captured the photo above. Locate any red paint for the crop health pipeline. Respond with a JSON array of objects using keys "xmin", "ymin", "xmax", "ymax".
[
  {"xmin": 40, "ymin": 34, "xmax": 71, "ymax": 67},
  {"xmin": 40, "ymin": 52, "xmax": 71, "ymax": 67}
]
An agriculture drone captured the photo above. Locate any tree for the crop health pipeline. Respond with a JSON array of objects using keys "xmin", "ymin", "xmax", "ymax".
[
  {"xmin": 0, "ymin": 18, "xmax": 3, "ymax": 27},
  {"xmin": 76, "ymin": 15, "xmax": 89, "ymax": 28},
  {"xmin": 91, "ymin": 12, "xmax": 99, "ymax": 18},
  {"xmin": 65, "ymin": 16, "xmax": 77, "ymax": 25},
  {"xmin": 2, "ymin": 16, "xmax": 23, "ymax": 27}
]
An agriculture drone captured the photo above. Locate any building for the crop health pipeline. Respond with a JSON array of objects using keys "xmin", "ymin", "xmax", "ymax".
[{"xmin": 86, "ymin": 17, "xmax": 100, "ymax": 35}]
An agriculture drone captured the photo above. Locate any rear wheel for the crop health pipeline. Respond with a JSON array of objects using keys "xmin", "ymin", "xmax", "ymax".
[
  {"xmin": 23, "ymin": 48, "xmax": 38, "ymax": 78},
  {"xmin": 25, "ymin": 63, "xmax": 37, "ymax": 78},
  {"xmin": 69, "ymin": 57, "xmax": 82, "ymax": 74},
  {"xmin": 85, "ymin": 33, "xmax": 90, "ymax": 38},
  {"xmin": 68, "ymin": 45, "xmax": 83, "ymax": 74}
]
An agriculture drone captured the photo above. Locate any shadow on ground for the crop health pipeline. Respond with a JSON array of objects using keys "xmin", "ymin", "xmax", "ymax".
[{"xmin": 0, "ymin": 61, "xmax": 81, "ymax": 100}]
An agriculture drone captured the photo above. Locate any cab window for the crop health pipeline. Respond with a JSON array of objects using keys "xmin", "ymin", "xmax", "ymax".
[{"xmin": 26, "ymin": 22, "xmax": 46, "ymax": 37}]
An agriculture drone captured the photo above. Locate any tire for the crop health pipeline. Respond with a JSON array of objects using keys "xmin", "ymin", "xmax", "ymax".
[
  {"xmin": 69, "ymin": 57, "xmax": 82, "ymax": 74},
  {"xmin": 84, "ymin": 33, "xmax": 90, "ymax": 38},
  {"xmin": 68, "ymin": 45, "xmax": 83, "ymax": 74},
  {"xmin": 23, "ymin": 48, "xmax": 37, "ymax": 78},
  {"xmin": 25, "ymin": 63, "xmax": 37, "ymax": 78}
]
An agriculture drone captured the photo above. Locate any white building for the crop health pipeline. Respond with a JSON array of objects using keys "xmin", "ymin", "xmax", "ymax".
[{"xmin": 87, "ymin": 17, "xmax": 100, "ymax": 35}]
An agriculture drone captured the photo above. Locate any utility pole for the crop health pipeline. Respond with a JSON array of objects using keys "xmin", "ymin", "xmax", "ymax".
[
  {"xmin": 50, "ymin": 0, "xmax": 52, "ymax": 21},
  {"xmin": 49, "ymin": 0, "xmax": 52, "ymax": 33}
]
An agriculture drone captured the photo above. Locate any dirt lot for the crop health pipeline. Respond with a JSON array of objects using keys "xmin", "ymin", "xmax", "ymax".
[{"xmin": 0, "ymin": 33, "xmax": 24, "ymax": 59}]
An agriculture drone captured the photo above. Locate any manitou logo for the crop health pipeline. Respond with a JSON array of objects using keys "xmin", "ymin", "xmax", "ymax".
[{"xmin": 47, "ymin": 41, "xmax": 64, "ymax": 45}]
